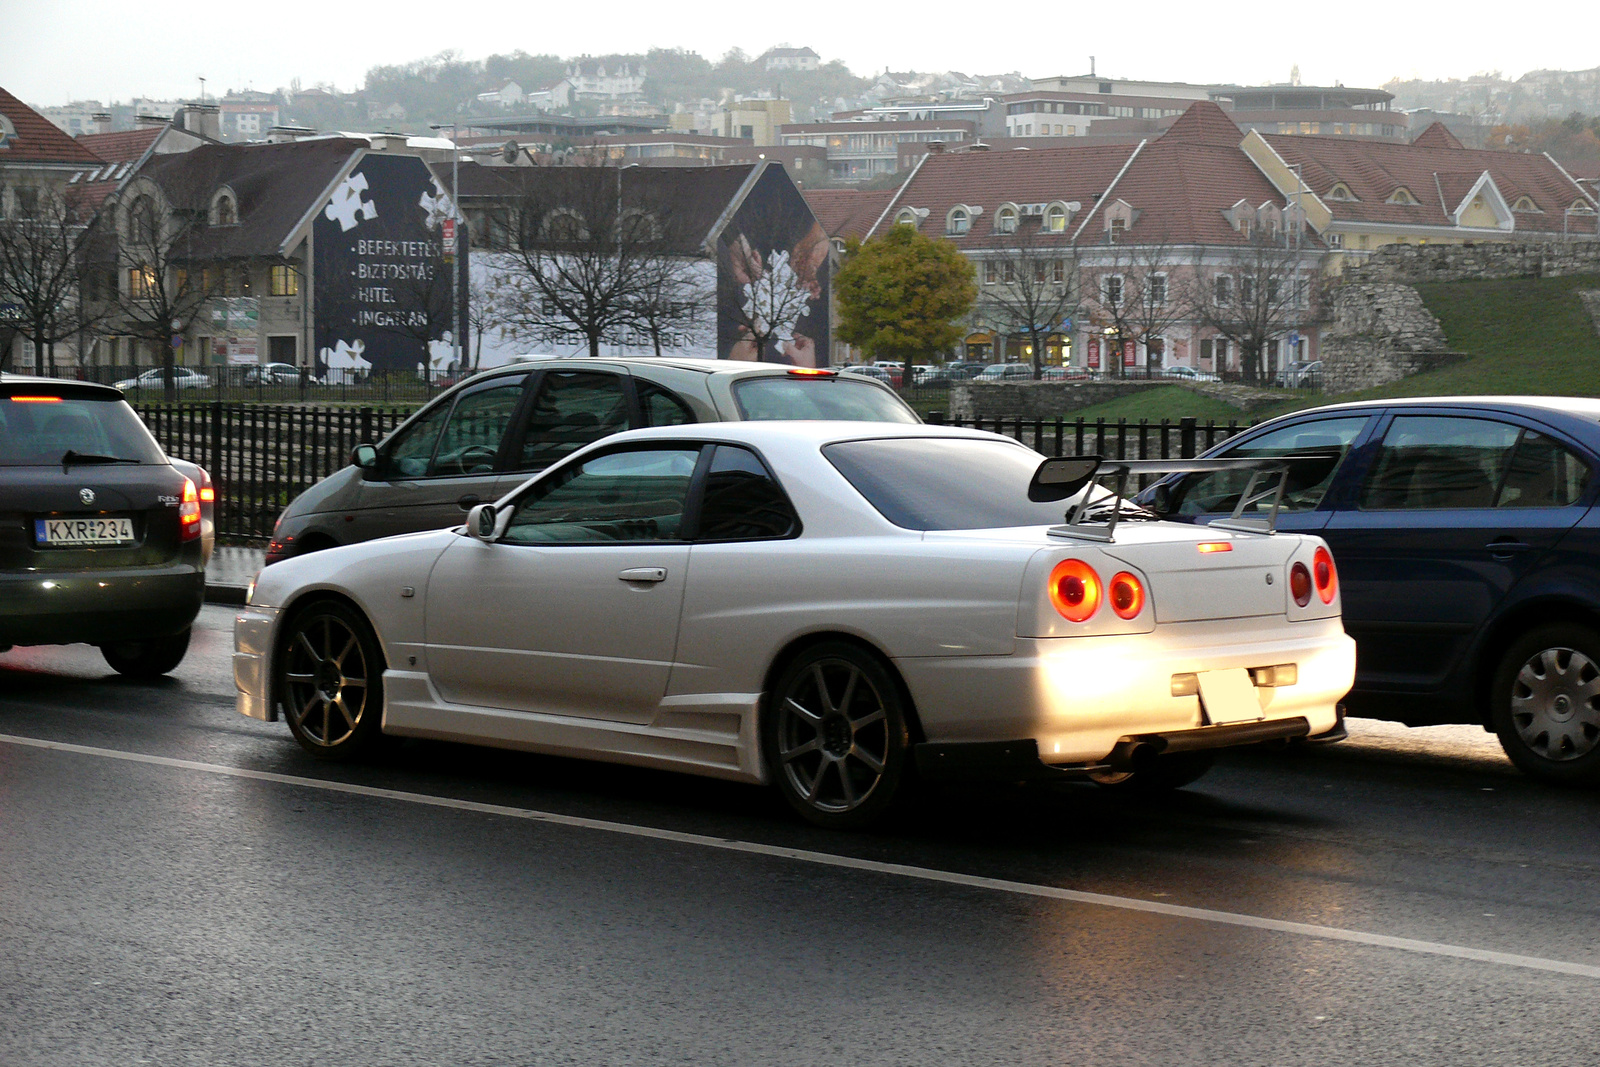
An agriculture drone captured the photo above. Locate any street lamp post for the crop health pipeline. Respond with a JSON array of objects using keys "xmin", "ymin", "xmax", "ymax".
[{"xmin": 430, "ymin": 122, "xmax": 463, "ymax": 376}]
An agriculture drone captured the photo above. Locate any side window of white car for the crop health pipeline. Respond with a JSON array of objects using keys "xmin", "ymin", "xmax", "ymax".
[
  {"xmin": 695, "ymin": 445, "xmax": 799, "ymax": 541},
  {"xmin": 503, "ymin": 447, "xmax": 702, "ymax": 544},
  {"xmin": 1175, "ymin": 416, "xmax": 1372, "ymax": 516}
]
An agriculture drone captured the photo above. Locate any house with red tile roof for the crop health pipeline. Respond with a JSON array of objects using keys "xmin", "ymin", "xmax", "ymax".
[
  {"xmin": 863, "ymin": 102, "xmax": 1325, "ymax": 378},
  {"xmin": 1241, "ymin": 122, "xmax": 1599, "ymax": 258},
  {"xmin": 0, "ymin": 85, "xmax": 105, "ymax": 217}
]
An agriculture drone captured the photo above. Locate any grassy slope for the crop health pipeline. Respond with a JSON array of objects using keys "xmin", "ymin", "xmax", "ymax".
[
  {"xmin": 1058, "ymin": 386, "xmax": 1250, "ymax": 424},
  {"xmin": 1258, "ymin": 273, "xmax": 1600, "ymax": 418}
]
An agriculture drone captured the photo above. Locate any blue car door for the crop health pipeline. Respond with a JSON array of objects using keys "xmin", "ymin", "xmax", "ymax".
[{"xmin": 1322, "ymin": 412, "xmax": 1592, "ymax": 701}]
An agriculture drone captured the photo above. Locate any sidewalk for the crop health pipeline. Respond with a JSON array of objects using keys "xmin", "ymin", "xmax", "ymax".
[{"xmin": 206, "ymin": 545, "xmax": 265, "ymax": 606}]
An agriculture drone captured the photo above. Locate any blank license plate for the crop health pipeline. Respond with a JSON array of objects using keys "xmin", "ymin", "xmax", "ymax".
[
  {"xmin": 34, "ymin": 517, "xmax": 135, "ymax": 547},
  {"xmin": 1197, "ymin": 669, "xmax": 1264, "ymax": 725}
]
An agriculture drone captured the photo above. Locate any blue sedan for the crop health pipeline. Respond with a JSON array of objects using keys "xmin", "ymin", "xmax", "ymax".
[{"xmin": 1143, "ymin": 396, "xmax": 1600, "ymax": 784}]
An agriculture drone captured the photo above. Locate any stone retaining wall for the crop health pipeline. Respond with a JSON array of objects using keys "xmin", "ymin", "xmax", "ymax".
[
  {"xmin": 1319, "ymin": 281, "xmax": 1464, "ymax": 393},
  {"xmin": 947, "ymin": 380, "xmax": 1155, "ymax": 419},
  {"xmin": 1344, "ymin": 240, "xmax": 1600, "ymax": 285}
]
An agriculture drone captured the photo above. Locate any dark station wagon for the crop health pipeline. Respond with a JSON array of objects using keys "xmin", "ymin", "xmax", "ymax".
[{"xmin": 0, "ymin": 377, "xmax": 214, "ymax": 676}]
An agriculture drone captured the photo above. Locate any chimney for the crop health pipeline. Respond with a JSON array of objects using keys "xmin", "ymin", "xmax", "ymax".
[
  {"xmin": 92, "ymin": 112, "xmax": 113, "ymax": 135},
  {"xmin": 927, "ymin": 140, "xmax": 946, "ymax": 153},
  {"xmin": 368, "ymin": 132, "xmax": 409, "ymax": 152},
  {"xmin": 969, "ymin": 141, "xmax": 990, "ymax": 152},
  {"xmin": 135, "ymin": 113, "xmax": 168, "ymax": 129},
  {"xmin": 267, "ymin": 124, "xmax": 316, "ymax": 143},
  {"xmin": 181, "ymin": 103, "xmax": 222, "ymax": 140}
]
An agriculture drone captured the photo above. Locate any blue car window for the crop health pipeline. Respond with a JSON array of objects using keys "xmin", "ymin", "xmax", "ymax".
[
  {"xmin": 1175, "ymin": 416, "xmax": 1371, "ymax": 516},
  {"xmin": 504, "ymin": 447, "xmax": 701, "ymax": 544},
  {"xmin": 1496, "ymin": 431, "xmax": 1591, "ymax": 508},
  {"xmin": 1359, "ymin": 416, "xmax": 1520, "ymax": 510}
]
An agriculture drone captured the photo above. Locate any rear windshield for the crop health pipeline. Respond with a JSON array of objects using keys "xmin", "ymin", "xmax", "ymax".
[
  {"xmin": 0, "ymin": 396, "xmax": 166, "ymax": 466},
  {"xmin": 733, "ymin": 376, "xmax": 919, "ymax": 423},
  {"xmin": 824, "ymin": 437, "xmax": 1072, "ymax": 530}
]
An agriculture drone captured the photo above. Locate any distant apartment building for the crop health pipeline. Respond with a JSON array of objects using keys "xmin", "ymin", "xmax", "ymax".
[
  {"xmin": 36, "ymin": 101, "xmax": 112, "ymax": 137},
  {"xmin": 719, "ymin": 98, "xmax": 791, "ymax": 145},
  {"xmin": 760, "ymin": 47, "xmax": 820, "ymax": 72},
  {"xmin": 560, "ymin": 59, "xmax": 647, "ymax": 104},
  {"xmin": 779, "ymin": 120, "xmax": 977, "ymax": 182},
  {"xmin": 476, "ymin": 80, "xmax": 526, "ymax": 109},
  {"xmin": 218, "ymin": 92, "xmax": 281, "ymax": 142},
  {"xmin": 833, "ymin": 99, "xmax": 1005, "ymax": 139},
  {"xmin": 1001, "ymin": 91, "xmax": 1190, "ymax": 138}
]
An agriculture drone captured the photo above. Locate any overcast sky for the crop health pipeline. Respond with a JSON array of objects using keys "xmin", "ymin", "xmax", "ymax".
[{"xmin": 4, "ymin": 0, "xmax": 1591, "ymax": 106}]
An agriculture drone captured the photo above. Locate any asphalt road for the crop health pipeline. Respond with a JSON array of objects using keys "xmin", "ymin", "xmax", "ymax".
[{"xmin": 3, "ymin": 606, "xmax": 1600, "ymax": 1066}]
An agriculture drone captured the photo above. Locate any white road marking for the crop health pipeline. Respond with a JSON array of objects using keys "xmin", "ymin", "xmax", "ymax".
[{"xmin": 5, "ymin": 731, "xmax": 1597, "ymax": 980}]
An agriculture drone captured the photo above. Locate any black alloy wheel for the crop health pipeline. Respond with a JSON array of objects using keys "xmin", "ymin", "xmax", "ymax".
[
  {"xmin": 277, "ymin": 600, "xmax": 385, "ymax": 760},
  {"xmin": 763, "ymin": 642, "xmax": 911, "ymax": 829},
  {"xmin": 100, "ymin": 628, "xmax": 192, "ymax": 678},
  {"xmin": 1492, "ymin": 624, "xmax": 1600, "ymax": 784}
]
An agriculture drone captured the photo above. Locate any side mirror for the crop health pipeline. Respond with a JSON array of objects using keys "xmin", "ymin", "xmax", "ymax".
[
  {"xmin": 351, "ymin": 444, "xmax": 378, "ymax": 470},
  {"xmin": 465, "ymin": 502, "xmax": 499, "ymax": 542},
  {"xmin": 1029, "ymin": 455, "xmax": 1101, "ymax": 502}
]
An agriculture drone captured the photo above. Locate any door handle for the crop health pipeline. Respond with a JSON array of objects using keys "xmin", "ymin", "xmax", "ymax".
[
  {"xmin": 1486, "ymin": 539, "xmax": 1530, "ymax": 557},
  {"xmin": 618, "ymin": 567, "xmax": 668, "ymax": 583},
  {"xmin": 457, "ymin": 494, "xmax": 480, "ymax": 510}
]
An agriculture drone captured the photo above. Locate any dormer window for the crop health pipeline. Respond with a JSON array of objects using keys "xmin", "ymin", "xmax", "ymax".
[
  {"xmin": 1326, "ymin": 182, "xmax": 1357, "ymax": 202},
  {"xmin": 1109, "ymin": 217, "xmax": 1126, "ymax": 243},
  {"xmin": 946, "ymin": 206, "xmax": 971, "ymax": 235},
  {"xmin": 895, "ymin": 208, "xmax": 919, "ymax": 228},
  {"xmin": 1386, "ymin": 187, "xmax": 1420, "ymax": 206},
  {"xmin": 995, "ymin": 205, "xmax": 1018, "ymax": 234},
  {"xmin": 211, "ymin": 189, "xmax": 238, "ymax": 227},
  {"xmin": 1570, "ymin": 200, "xmax": 1597, "ymax": 215},
  {"xmin": 1045, "ymin": 202, "xmax": 1069, "ymax": 232},
  {"xmin": 1512, "ymin": 195, "xmax": 1540, "ymax": 213}
]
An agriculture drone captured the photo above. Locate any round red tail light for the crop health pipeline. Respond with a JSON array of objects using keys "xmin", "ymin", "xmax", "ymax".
[
  {"xmin": 1313, "ymin": 546, "xmax": 1337, "ymax": 604},
  {"xmin": 1109, "ymin": 571, "xmax": 1145, "ymax": 620},
  {"xmin": 1289, "ymin": 561, "xmax": 1313, "ymax": 607},
  {"xmin": 1049, "ymin": 559, "xmax": 1102, "ymax": 622}
]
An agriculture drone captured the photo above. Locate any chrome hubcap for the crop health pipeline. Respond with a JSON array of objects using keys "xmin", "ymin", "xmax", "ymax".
[
  {"xmin": 1510, "ymin": 646, "xmax": 1600, "ymax": 762},
  {"xmin": 283, "ymin": 615, "xmax": 369, "ymax": 747},
  {"xmin": 777, "ymin": 660, "xmax": 890, "ymax": 814}
]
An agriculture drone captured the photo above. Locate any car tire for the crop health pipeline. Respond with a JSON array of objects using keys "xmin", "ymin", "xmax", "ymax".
[
  {"xmin": 277, "ymin": 600, "xmax": 385, "ymax": 760},
  {"xmin": 100, "ymin": 628, "xmax": 191, "ymax": 678},
  {"xmin": 1088, "ymin": 751, "xmax": 1216, "ymax": 792},
  {"xmin": 762, "ymin": 642, "xmax": 912, "ymax": 830},
  {"xmin": 1491, "ymin": 624, "xmax": 1600, "ymax": 784}
]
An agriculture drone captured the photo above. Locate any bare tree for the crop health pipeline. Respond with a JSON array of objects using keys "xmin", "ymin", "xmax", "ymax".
[
  {"xmin": 0, "ymin": 188, "xmax": 104, "ymax": 374},
  {"xmin": 498, "ymin": 166, "xmax": 701, "ymax": 358},
  {"xmin": 1181, "ymin": 227, "xmax": 1319, "ymax": 385},
  {"xmin": 724, "ymin": 238, "xmax": 814, "ymax": 362},
  {"xmin": 975, "ymin": 218, "xmax": 1080, "ymax": 379},
  {"xmin": 628, "ymin": 252, "xmax": 714, "ymax": 357},
  {"xmin": 104, "ymin": 178, "xmax": 223, "ymax": 399}
]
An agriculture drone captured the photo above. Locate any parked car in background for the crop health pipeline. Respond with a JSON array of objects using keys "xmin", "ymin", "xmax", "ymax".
[
  {"xmin": 1162, "ymin": 365, "xmax": 1221, "ymax": 382},
  {"xmin": 237, "ymin": 422, "xmax": 1353, "ymax": 827},
  {"xmin": 243, "ymin": 362, "xmax": 305, "ymax": 386},
  {"xmin": 113, "ymin": 367, "xmax": 212, "ymax": 392},
  {"xmin": 1274, "ymin": 360, "xmax": 1324, "ymax": 388},
  {"xmin": 842, "ymin": 365, "xmax": 899, "ymax": 386},
  {"xmin": 0, "ymin": 377, "xmax": 214, "ymax": 676},
  {"xmin": 978, "ymin": 363, "xmax": 1036, "ymax": 382},
  {"xmin": 944, "ymin": 362, "xmax": 990, "ymax": 380},
  {"xmin": 265, "ymin": 357, "xmax": 918, "ymax": 564},
  {"xmin": 1140, "ymin": 396, "xmax": 1600, "ymax": 784}
]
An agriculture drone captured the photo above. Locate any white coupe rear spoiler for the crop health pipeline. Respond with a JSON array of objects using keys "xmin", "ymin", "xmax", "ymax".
[{"xmin": 1030, "ymin": 455, "xmax": 1316, "ymax": 542}]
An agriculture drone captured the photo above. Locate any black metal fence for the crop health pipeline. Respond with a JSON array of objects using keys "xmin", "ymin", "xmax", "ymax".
[
  {"xmin": 20, "ymin": 364, "xmax": 462, "ymax": 405},
  {"xmin": 127, "ymin": 400, "xmax": 1252, "ymax": 544},
  {"xmin": 132, "ymin": 402, "xmax": 414, "ymax": 542}
]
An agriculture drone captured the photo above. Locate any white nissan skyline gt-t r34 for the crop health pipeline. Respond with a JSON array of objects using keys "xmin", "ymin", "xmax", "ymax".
[{"xmin": 235, "ymin": 422, "xmax": 1356, "ymax": 828}]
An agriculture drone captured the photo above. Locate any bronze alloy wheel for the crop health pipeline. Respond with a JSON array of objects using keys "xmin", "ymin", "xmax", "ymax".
[
  {"xmin": 1493, "ymin": 624, "xmax": 1600, "ymax": 784},
  {"xmin": 278, "ymin": 601, "xmax": 384, "ymax": 759},
  {"xmin": 765, "ymin": 643, "xmax": 910, "ymax": 828}
]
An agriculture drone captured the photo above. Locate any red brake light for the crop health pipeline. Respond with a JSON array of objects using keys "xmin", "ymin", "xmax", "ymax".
[
  {"xmin": 199, "ymin": 486, "xmax": 215, "ymax": 503},
  {"xmin": 1197, "ymin": 541, "xmax": 1233, "ymax": 554},
  {"xmin": 7, "ymin": 396, "xmax": 62, "ymax": 403},
  {"xmin": 1049, "ymin": 559, "xmax": 1102, "ymax": 623},
  {"xmin": 1109, "ymin": 572, "xmax": 1145, "ymax": 620},
  {"xmin": 1313, "ymin": 546, "xmax": 1337, "ymax": 604},
  {"xmin": 1290, "ymin": 562, "xmax": 1312, "ymax": 607},
  {"xmin": 787, "ymin": 367, "xmax": 836, "ymax": 377}
]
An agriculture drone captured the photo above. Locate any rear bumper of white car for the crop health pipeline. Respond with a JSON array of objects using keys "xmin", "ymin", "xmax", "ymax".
[{"xmin": 897, "ymin": 615, "xmax": 1355, "ymax": 769}]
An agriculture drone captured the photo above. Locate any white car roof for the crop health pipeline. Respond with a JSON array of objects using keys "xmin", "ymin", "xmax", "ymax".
[{"xmin": 591, "ymin": 419, "xmax": 1023, "ymax": 451}]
